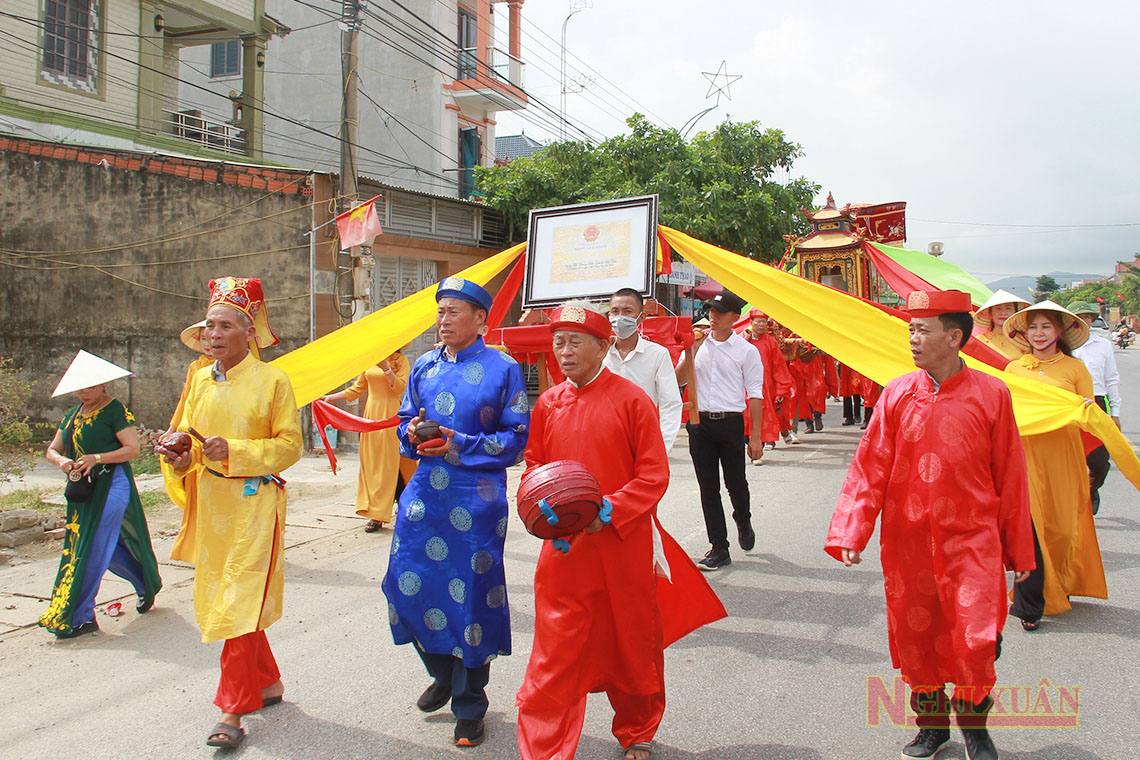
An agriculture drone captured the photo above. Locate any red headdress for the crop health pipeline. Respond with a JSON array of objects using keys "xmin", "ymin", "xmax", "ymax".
[
  {"xmin": 549, "ymin": 305, "xmax": 612, "ymax": 340},
  {"xmin": 903, "ymin": 289, "xmax": 972, "ymax": 318},
  {"xmin": 207, "ymin": 276, "xmax": 279, "ymax": 349}
]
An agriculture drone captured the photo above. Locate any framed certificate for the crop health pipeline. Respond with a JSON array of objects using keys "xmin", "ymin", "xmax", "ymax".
[{"xmin": 523, "ymin": 195, "xmax": 658, "ymax": 309}]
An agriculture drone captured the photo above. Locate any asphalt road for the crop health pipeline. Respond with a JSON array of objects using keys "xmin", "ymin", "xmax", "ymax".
[{"xmin": 1, "ymin": 349, "xmax": 1137, "ymax": 759}]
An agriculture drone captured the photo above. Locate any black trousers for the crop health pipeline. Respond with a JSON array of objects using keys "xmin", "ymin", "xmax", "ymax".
[
  {"xmin": 842, "ymin": 395, "xmax": 863, "ymax": 421},
  {"xmin": 687, "ymin": 414, "xmax": 750, "ymax": 552},
  {"xmin": 414, "ymin": 640, "xmax": 491, "ymax": 720},
  {"xmin": 1087, "ymin": 395, "xmax": 1111, "ymax": 513},
  {"xmin": 1009, "ymin": 523, "xmax": 1046, "ymax": 622}
]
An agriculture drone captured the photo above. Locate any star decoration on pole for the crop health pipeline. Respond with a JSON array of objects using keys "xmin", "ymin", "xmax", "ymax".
[{"xmin": 702, "ymin": 60, "xmax": 742, "ymax": 105}]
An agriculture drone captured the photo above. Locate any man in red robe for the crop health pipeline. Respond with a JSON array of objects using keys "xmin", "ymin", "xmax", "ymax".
[
  {"xmin": 517, "ymin": 304, "xmax": 726, "ymax": 760},
  {"xmin": 795, "ymin": 345, "xmax": 837, "ymax": 434},
  {"xmin": 742, "ymin": 309, "xmax": 794, "ymax": 452},
  {"xmin": 825, "ymin": 290, "xmax": 1035, "ymax": 760}
]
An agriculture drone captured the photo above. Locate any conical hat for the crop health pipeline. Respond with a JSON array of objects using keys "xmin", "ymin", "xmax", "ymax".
[
  {"xmin": 51, "ymin": 350, "xmax": 133, "ymax": 397},
  {"xmin": 973, "ymin": 289, "xmax": 1031, "ymax": 329},
  {"xmin": 180, "ymin": 320, "xmax": 208, "ymax": 353},
  {"xmin": 1003, "ymin": 300, "xmax": 1089, "ymax": 351}
]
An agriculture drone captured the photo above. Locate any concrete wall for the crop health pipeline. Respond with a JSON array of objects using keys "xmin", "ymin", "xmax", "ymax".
[{"xmin": 0, "ymin": 139, "xmax": 313, "ymax": 432}]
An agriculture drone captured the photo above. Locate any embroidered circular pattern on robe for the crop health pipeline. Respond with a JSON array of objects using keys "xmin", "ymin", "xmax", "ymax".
[
  {"xmin": 889, "ymin": 456, "xmax": 910, "ymax": 484},
  {"xmin": 444, "ymin": 449, "xmax": 462, "ymax": 466},
  {"xmin": 391, "ymin": 534, "xmax": 400, "ymax": 555},
  {"xmin": 449, "ymin": 578, "xmax": 466, "ymax": 603},
  {"xmin": 932, "ymin": 496, "xmax": 956, "ymax": 525},
  {"xmin": 465, "ymin": 623, "xmax": 483, "ymax": 646},
  {"xmin": 425, "ymin": 536, "xmax": 449, "ymax": 561},
  {"xmin": 499, "ymin": 352, "xmax": 518, "ymax": 365},
  {"xmin": 427, "ymin": 364, "xmax": 442, "ymax": 379},
  {"xmin": 510, "ymin": 390, "xmax": 529, "ymax": 414},
  {"xmin": 957, "ymin": 582, "xmax": 980, "ymax": 608},
  {"xmin": 486, "ymin": 585, "xmax": 506, "ymax": 608},
  {"xmin": 495, "ymin": 516, "xmax": 508, "ymax": 538},
  {"xmin": 917, "ymin": 452, "xmax": 942, "ymax": 483},
  {"xmin": 435, "ymin": 391, "xmax": 456, "ymax": 415},
  {"xmin": 424, "ymin": 608, "xmax": 448, "ymax": 630},
  {"xmin": 964, "ymin": 620, "xmax": 989, "ymax": 650},
  {"xmin": 480, "ymin": 405, "xmax": 497, "ymax": 430},
  {"xmin": 452, "ymin": 647, "xmax": 464, "ymax": 658},
  {"xmin": 907, "ymin": 607, "xmax": 932, "ymax": 632},
  {"xmin": 915, "ymin": 569, "xmax": 939, "ymax": 596},
  {"xmin": 483, "ymin": 437, "xmax": 504, "ymax": 455},
  {"xmin": 904, "ymin": 494, "xmax": 925, "ymax": 522},
  {"xmin": 471, "ymin": 550, "xmax": 494, "ymax": 574},
  {"xmin": 937, "ymin": 415, "xmax": 966, "ymax": 447},
  {"xmin": 430, "ymin": 466, "xmax": 450, "ymax": 490},
  {"xmin": 463, "ymin": 363, "xmax": 485, "ymax": 384},
  {"xmin": 398, "ymin": 571, "xmax": 421, "ymax": 596},
  {"xmin": 407, "ymin": 498, "xmax": 426, "ymax": 521},
  {"xmin": 450, "ymin": 507, "xmax": 472, "ymax": 531},
  {"xmin": 901, "ymin": 413, "xmax": 926, "ymax": 442},
  {"xmin": 476, "ymin": 477, "xmax": 499, "ymax": 502}
]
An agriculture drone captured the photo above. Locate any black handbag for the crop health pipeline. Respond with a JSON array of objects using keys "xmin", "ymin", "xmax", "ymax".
[{"xmin": 62, "ymin": 409, "xmax": 106, "ymax": 503}]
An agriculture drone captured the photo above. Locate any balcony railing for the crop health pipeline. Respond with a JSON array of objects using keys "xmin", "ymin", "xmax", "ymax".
[
  {"xmin": 456, "ymin": 46, "xmax": 525, "ymax": 90},
  {"xmin": 165, "ymin": 108, "xmax": 245, "ymax": 155},
  {"xmin": 487, "ymin": 46, "xmax": 525, "ymax": 89}
]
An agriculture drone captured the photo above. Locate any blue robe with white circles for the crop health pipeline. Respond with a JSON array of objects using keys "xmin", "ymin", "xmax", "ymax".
[{"xmin": 382, "ymin": 338, "xmax": 529, "ymax": 667}]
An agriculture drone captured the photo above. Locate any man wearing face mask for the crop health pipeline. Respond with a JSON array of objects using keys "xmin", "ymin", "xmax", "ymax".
[{"xmin": 603, "ymin": 288, "xmax": 683, "ymax": 452}]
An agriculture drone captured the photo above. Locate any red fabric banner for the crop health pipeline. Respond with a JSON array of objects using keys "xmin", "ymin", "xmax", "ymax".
[
  {"xmin": 334, "ymin": 195, "xmax": 384, "ymax": 248},
  {"xmin": 311, "ymin": 398, "xmax": 399, "ymax": 475},
  {"xmin": 849, "ymin": 201, "xmax": 907, "ymax": 243},
  {"xmin": 487, "ymin": 254, "xmax": 526, "ymax": 330}
]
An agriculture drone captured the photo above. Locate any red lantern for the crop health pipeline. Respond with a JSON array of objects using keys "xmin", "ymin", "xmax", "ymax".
[{"xmin": 517, "ymin": 460, "xmax": 601, "ymax": 539}]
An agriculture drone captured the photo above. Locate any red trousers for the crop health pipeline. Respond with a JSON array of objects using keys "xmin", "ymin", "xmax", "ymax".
[
  {"xmin": 214, "ymin": 630, "xmax": 280, "ymax": 715},
  {"xmin": 517, "ymin": 688, "xmax": 664, "ymax": 760}
]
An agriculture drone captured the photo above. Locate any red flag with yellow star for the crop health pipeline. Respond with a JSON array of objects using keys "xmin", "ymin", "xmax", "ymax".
[{"xmin": 335, "ymin": 194, "xmax": 383, "ymax": 248}]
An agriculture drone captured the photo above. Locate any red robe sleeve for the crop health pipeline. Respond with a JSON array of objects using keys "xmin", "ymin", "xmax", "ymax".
[
  {"xmin": 765, "ymin": 341, "xmax": 794, "ymax": 398},
  {"xmin": 824, "ymin": 356, "xmax": 839, "ymax": 398},
  {"xmin": 988, "ymin": 384, "xmax": 1036, "ymax": 572},
  {"xmin": 824, "ymin": 382, "xmax": 897, "ymax": 561}
]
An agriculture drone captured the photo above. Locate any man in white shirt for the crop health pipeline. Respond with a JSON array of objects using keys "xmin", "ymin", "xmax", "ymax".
[
  {"xmin": 1069, "ymin": 301, "xmax": 1123, "ymax": 515},
  {"xmin": 603, "ymin": 288, "xmax": 683, "ymax": 452},
  {"xmin": 679, "ymin": 289, "xmax": 765, "ymax": 571}
]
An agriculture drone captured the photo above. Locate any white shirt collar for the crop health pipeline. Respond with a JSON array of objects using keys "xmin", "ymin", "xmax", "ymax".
[{"xmin": 569, "ymin": 365, "xmax": 605, "ymax": 388}]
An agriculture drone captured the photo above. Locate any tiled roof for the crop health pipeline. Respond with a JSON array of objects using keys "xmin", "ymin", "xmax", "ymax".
[{"xmin": 494, "ymin": 133, "xmax": 543, "ymax": 161}]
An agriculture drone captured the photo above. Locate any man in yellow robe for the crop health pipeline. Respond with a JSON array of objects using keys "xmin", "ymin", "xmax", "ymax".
[{"xmin": 163, "ymin": 277, "xmax": 302, "ymax": 749}]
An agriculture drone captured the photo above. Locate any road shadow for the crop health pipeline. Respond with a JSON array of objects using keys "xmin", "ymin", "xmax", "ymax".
[
  {"xmin": 243, "ymin": 702, "xmax": 518, "ymax": 758},
  {"xmin": 1036, "ymin": 600, "xmax": 1140, "ymax": 640}
]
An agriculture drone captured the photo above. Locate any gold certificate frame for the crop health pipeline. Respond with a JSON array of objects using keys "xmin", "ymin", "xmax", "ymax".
[{"xmin": 524, "ymin": 195, "xmax": 658, "ymax": 309}]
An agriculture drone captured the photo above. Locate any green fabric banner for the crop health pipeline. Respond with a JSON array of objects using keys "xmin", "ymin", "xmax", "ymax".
[{"xmin": 870, "ymin": 242, "xmax": 993, "ymax": 305}]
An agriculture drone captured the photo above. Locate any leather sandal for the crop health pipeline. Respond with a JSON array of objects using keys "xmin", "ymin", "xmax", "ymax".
[
  {"xmin": 205, "ymin": 722, "xmax": 245, "ymax": 748},
  {"xmin": 364, "ymin": 520, "xmax": 384, "ymax": 533},
  {"xmin": 1021, "ymin": 618, "xmax": 1041, "ymax": 632},
  {"xmin": 624, "ymin": 742, "xmax": 653, "ymax": 759}
]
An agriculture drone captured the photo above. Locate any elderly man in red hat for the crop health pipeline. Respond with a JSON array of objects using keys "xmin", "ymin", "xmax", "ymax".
[
  {"xmin": 516, "ymin": 303, "xmax": 725, "ymax": 760},
  {"xmin": 825, "ymin": 290, "xmax": 1035, "ymax": 760},
  {"xmin": 162, "ymin": 277, "xmax": 303, "ymax": 750}
]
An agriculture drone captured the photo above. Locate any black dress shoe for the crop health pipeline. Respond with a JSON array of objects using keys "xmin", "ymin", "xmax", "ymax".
[
  {"xmin": 902, "ymin": 727, "xmax": 950, "ymax": 758},
  {"xmin": 697, "ymin": 548, "xmax": 731, "ymax": 571},
  {"xmin": 841, "ymin": 417, "xmax": 855, "ymax": 426},
  {"xmin": 54, "ymin": 620, "xmax": 99, "ymax": 639},
  {"xmin": 962, "ymin": 728, "xmax": 998, "ymax": 760},
  {"xmin": 416, "ymin": 680, "xmax": 451, "ymax": 712},
  {"xmin": 454, "ymin": 718, "xmax": 485, "ymax": 747},
  {"xmin": 736, "ymin": 521, "xmax": 756, "ymax": 551}
]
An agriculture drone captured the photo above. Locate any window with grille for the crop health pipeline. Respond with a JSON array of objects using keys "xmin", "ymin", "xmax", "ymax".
[
  {"xmin": 40, "ymin": 0, "xmax": 99, "ymax": 93},
  {"xmin": 210, "ymin": 40, "xmax": 242, "ymax": 78}
]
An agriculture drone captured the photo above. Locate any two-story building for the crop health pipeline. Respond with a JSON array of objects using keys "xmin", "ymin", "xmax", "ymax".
[
  {"xmin": 0, "ymin": 0, "xmax": 287, "ymax": 159},
  {"xmin": 176, "ymin": 0, "xmax": 527, "ymax": 198}
]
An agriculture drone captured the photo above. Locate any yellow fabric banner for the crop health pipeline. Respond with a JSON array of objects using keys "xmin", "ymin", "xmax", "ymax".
[
  {"xmin": 273, "ymin": 242, "xmax": 526, "ymax": 407},
  {"xmin": 658, "ymin": 225, "xmax": 1140, "ymax": 492}
]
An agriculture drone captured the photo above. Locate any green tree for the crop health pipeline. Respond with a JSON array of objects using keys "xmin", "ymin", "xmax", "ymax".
[
  {"xmin": 1056, "ymin": 261, "xmax": 1140, "ymax": 319},
  {"xmin": 0, "ymin": 357, "xmax": 34, "ymax": 483},
  {"xmin": 475, "ymin": 114, "xmax": 819, "ymax": 263},
  {"xmin": 1033, "ymin": 274, "xmax": 1060, "ymax": 302}
]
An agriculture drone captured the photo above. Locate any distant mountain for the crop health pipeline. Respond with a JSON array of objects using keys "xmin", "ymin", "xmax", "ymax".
[{"xmin": 985, "ymin": 271, "xmax": 1107, "ymax": 300}]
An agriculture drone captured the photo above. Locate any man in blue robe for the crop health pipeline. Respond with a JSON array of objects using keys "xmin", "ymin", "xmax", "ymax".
[{"xmin": 382, "ymin": 277, "xmax": 530, "ymax": 748}]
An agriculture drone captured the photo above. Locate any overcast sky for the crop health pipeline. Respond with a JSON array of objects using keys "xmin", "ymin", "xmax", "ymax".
[{"xmin": 495, "ymin": 2, "xmax": 1140, "ymax": 281}]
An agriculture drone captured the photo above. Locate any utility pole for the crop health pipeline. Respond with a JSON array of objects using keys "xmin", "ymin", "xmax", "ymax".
[
  {"xmin": 340, "ymin": 0, "xmax": 361, "ymax": 203},
  {"xmin": 340, "ymin": 0, "xmax": 373, "ymax": 321}
]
